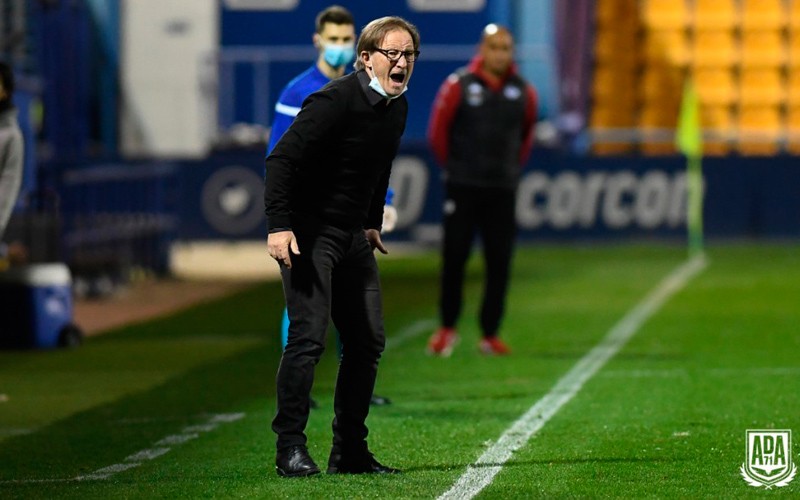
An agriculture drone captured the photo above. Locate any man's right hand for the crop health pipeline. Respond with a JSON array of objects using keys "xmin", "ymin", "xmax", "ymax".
[{"xmin": 267, "ymin": 230, "xmax": 300, "ymax": 268}]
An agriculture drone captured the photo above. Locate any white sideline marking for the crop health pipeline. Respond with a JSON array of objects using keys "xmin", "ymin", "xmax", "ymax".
[
  {"xmin": 0, "ymin": 412, "xmax": 246, "ymax": 484},
  {"xmin": 438, "ymin": 256, "xmax": 707, "ymax": 500},
  {"xmin": 386, "ymin": 318, "xmax": 437, "ymax": 351},
  {"xmin": 73, "ymin": 412, "xmax": 244, "ymax": 481}
]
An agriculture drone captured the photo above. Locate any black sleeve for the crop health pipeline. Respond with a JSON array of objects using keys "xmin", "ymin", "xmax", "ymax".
[{"xmin": 264, "ymin": 87, "xmax": 344, "ymax": 231}]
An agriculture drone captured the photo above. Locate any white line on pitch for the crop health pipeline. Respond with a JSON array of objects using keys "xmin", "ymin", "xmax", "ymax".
[
  {"xmin": 385, "ymin": 318, "xmax": 437, "ymax": 351},
  {"xmin": 74, "ymin": 412, "xmax": 245, "ymax": 481},
  {"xmin": 438, "ymin": 255, "xmax": 707, "ymax": 500},
  {"xmin": 0, "ymin": 412, "xmax": 246, "ymax": 484}
]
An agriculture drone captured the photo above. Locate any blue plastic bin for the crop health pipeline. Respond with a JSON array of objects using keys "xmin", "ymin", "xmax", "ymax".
[{"xmin": 0, "ymin": 263, "xmax": 80, "ymax": 349}]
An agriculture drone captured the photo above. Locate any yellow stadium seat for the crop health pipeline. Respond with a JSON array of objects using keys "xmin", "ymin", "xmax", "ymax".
[
  {"xmin": 789, "ymin": 70, "xmax": 800, "ymax": 104},
  {"xmin": 639, "ymin": 100, "xmax": 680, "ymax": 129},
  {"xmin": 641, "ymin": 0, "xmax": 690, "ymax": 30},
  {"xmin": 692, "ymin": 30, "xmax": 739, "ymax": 67},
  {"xmin": 694, "ymin": 68, "xmax": 737, "ymax": 105},
  {"xmin": 639, "ymin": 99, "xmax": 680, "ymax": 155},
  {"xmin": 693, "ymin": 0, "xmax": 739, "ymax": 30},
  {"xmin": 741, "ymin": 0, "xmax": 786, "ymax": 31},
  {"xmin": 596, "ymin": 0, "xmax": 638, "ymax": 29},
  {"xmin": 787, "ymin": 106, "xmax": 800, "ymax": 153},
  {"xmin": 592, "ymin": 65, "xmax": 638, "ymax": 105},
  {"xmin": 594, "ymin": 27, "xmax": 639, "ymax": 67},
  {"xmin": 791, "ymin": 0, "xmax": 800, "ymax": 30},
  {"xmin": 700, "ymin": 104, "xmax": 734, "ymax": 155},
  {"xmin": 590, "ymin": 104, "xmax": 636, "ymax": 155},
  {"xmin": 789, "ymin": 33, "xmax": 800, "ymax": 68},
  {"xmin": 641, "ymin": 30, "xmax": 690, "ymax": 67},
  {"xmin": 639, "ymin": 64, "xmax": 684, "ymax": 101},
  {"xmin": 737, "ymin": 105, "xmax": 782, "ymax": 155},
  {"xmin": 740, "ymin": 31, "xmax": 786, "ymax": 67},
  {"xmin": 739, "ymin": 68, "xmax": 785, "ymax": 106},
  {"xmin": 591, "ymin": 104, "xmax": 636, "ymax": 129}
]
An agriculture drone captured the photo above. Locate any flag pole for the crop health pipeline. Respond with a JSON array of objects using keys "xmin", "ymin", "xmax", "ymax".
[{"xmin": 675, "ymin": 78, "xmax": 705, "ymax": 258}]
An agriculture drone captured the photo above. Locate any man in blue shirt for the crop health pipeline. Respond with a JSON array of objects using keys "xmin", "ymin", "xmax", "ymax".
[{"xmin": 267, "ymin": 5, "xmax": 395, "ymax": 408}]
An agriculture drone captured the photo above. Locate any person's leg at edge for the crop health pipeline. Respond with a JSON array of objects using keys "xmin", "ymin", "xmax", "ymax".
[
  {"xmin": 327, "ymin": 233, "xmax": 397, "ymax": 473},
  {"xmin": 272, "ymin": 228, "xmax": 343, "ymax": 459},
  {"xmin": 477, "ymin": 188, "xmax": 517, "ymax": 353},
  {"xmin": 440, "ymin": 182, "xmax": 476, "ymax": 329}
]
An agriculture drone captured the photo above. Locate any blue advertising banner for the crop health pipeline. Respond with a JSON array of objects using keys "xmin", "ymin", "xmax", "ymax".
[{"xmin": 173, "ymin": 148, "xmax": 800, "ymax": 241}]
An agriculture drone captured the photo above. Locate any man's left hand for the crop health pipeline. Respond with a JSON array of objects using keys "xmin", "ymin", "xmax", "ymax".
[{"xmin": 365, "ymin": 228, "xmax": 388, "ymax": 254}]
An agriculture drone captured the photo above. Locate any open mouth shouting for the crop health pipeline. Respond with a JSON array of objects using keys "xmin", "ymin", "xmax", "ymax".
[{"xmin": 387, "ymin": 71, "xmax": 406, "ymax": 92}]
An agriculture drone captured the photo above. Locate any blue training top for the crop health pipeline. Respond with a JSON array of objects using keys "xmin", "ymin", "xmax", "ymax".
[{"xmin": 267, "ymin": 65, "xmax": 330, "ymax": 154}]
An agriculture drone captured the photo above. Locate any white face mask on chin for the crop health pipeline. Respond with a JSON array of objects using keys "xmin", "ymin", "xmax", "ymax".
[{"xmin": 367, "ymin": 68, "xmax": 407, "ymax": 100}]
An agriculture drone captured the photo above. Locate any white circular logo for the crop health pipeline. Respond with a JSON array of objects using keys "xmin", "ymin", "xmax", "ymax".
[{"xmin": 201, "ymin": 166, "xmax": 265, "ymax": 235}]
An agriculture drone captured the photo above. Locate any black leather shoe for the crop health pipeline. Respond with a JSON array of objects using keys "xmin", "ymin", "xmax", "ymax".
[
  {"xmin": 327, "ymin": 450, "xmax": 400, "ymax": 474},
  {"xmin": 276, "ymin": 445, "xmax": 320, "ymax": 477}
]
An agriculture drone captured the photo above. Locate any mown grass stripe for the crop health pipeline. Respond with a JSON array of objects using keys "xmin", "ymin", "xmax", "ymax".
[{"xmin": 438, "ymin": 255, "xmax": 707, "ymax": 500}]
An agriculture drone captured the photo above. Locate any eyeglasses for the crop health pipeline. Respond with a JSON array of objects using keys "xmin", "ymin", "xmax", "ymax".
[{"xmin": 374, "ymin": 48, "xmax": 420, "ymax": 63}]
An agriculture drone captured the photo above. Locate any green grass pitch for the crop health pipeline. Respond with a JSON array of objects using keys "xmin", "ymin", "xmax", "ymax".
[{"xmin": 0, "ymin": 243, "xmax": 798, "ymax": 498}]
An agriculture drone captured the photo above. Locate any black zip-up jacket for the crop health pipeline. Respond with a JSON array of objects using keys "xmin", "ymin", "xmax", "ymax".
[{"xmin": 264, "ymin": 70, "xmax": 407, "ymax": 233}]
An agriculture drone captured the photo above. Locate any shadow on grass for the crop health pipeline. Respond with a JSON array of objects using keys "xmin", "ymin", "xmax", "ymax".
[{"xmin": 0, "ymin": 343, "xmax": 278, "ymax": 482}]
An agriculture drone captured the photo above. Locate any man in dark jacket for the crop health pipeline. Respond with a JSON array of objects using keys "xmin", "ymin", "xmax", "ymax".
[
  {"xmin": 426, "ymin": 24, "xmax": 537, "ymax": 357},
  {"xmin": 264, "ymin": 16, "xmax": 420, "ymax": 478}
]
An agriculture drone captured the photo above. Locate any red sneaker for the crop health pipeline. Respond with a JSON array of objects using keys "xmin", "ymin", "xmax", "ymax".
[
  {"xmin": 427, "ymin": 327, "xmax": 459, "ymax": 357},
  {"xmin": 479, "ymin": 336, "xmax": 510, "ymax": 355}
]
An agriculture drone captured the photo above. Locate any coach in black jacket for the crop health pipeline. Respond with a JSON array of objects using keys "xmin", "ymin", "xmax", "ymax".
[{"xmin": 264, "ymin": 16, "xmax": 419, "ymax": 478}]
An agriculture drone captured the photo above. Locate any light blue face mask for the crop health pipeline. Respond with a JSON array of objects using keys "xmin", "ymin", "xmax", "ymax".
[
  {"xmin": 323, "ymin": 43, "xmax": 355, "ymax": 68},
  {"xmin": 369, "ymin": 75, "xmax": 407, "ymax": 101}
]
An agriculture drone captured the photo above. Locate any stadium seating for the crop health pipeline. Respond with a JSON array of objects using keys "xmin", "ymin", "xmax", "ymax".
[
  {"xmin": 641, "ymin": 0, "xmax": 690, "ymax": 31},
  {"xmin": 740, "ymin": 0, "xmax": 785, "ymax": 31},
  {"xmin": 639, "ymin": 64, "xmax": 684, "ymax": 101},
  {"xmin": 691, "ymin": 30, "xmax": 739, "ymax": 68},
  {"xmin": 693, "ymin": 68, "xmax": 737, "ymax": 106},
  {"xmin": 737, "ymin": 106, "xmax": 782, "ymax": 155},
  {"xmin": 792, "ymin": 0, "xmax": 800, "ymax": 30},
  {"xmin": 639, "ymin": 99, "xmax": 679, "ymax": 155},
  {"xmin": 594, "ymin": 26, "xmax": 639, "ymax": 68},
  {"xmin": 592, "ymin": 66, "xmax": 637, "ymax": 104},
  {"xmin": 590, "ymin": 105, "xmax": 636, "ymax": 155},
  {"xmin": 740, "ymin": 31, "xmax": 786, "ymax": 68},
  {"xmin": 739, "ymin": 68, "xmax": 786, "ymax": 106},
  {"xmin": 789, "ymin": 32, "xmax": 800, "ymax": 68},
  {"xmin": 789, "ymin": 70, "xmax": 800, "ymax": 104},
  {"xmin": 787, "ymin": 106, "xmax": 800, "ymax": 153},
  {"xmin": 590, "ymin": 0, "xmax": 799, "ymax": 155},
  {"xmin": 641, "ymin": 30, "xmax": 690, "ymax": 67},
  {"xmin": 693, "ymin": 0, "xmax": 739, "ymax": 30},
  {"xmin": 700, "ymin": 104, "xmax": 734, "ymax": 155}
]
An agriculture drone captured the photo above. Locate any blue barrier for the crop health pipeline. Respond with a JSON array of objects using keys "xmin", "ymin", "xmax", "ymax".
[
  {"xmin": 58, "ymin": 162, "xmax": 179, "ymax": 277},
  {"xmin": 49, "ymin": 149, "xmax": 799, "ymax": 278},
  {"xmin": 176, "ymin": 147, "xmax": 800, "ymax": 242}
]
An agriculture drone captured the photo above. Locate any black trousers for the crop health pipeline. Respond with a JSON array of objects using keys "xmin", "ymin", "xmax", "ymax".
[
  {"xmin": 272, "ymin": 222, "xmax": 385, "ymax": 452},
  {"xmin": 440, "ymin": 182, "xmax": 517, "ymax": 336}
]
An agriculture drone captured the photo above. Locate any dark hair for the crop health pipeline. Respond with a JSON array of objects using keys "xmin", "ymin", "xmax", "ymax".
[
  {"xmin": 315, "ymin": 5, "xmax": 354, "ymax": 33},
  {"xmin": 354, "ymin": 16, "xmax": 420, "ymax": 70},
  {"xmin": 0, "ymin": 62, "xmax": 14, "ymax": 100}
]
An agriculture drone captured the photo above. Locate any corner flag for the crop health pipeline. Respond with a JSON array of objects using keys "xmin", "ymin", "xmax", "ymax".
[{"xmin": 675, "ymin": 78, "xmax": 704, "ymax": 257}]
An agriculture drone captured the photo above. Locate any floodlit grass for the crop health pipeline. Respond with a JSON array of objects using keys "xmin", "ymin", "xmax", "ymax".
[{"xmin": 0, "ymin": 243, "xmax": 798, "ymax": 498}]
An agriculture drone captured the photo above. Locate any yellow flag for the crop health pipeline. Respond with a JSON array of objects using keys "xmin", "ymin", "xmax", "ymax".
[{"xmin": 675, "ymin": 78, "xmax": 702, "ymax": 159}]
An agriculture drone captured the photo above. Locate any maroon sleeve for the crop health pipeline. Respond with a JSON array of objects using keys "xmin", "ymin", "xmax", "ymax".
[
  {"xmin": 427, "ymin": 74, "xmax": 462, "ymax": 167},
  {"xmin": 519, "ymin": 83, "xmax": 538, "ymax": 166}
]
